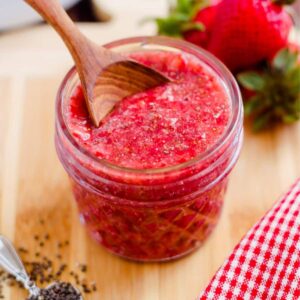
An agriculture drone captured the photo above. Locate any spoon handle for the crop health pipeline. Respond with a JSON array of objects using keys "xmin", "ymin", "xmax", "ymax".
[{"xmin": 0, "ymin": 236, "xmax": 40, "ymax": 296}]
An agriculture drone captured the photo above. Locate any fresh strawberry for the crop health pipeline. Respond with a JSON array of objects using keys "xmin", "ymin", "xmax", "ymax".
[
  {"xmin": 207, "ymin": 0, "xmax": 294, "ymax": 71},
  {"xmin": 237, "ymin": 45, "xmax": 300, "ymax": 131},
  {"xmin": 156, "ymin": 0, "xmax": 295, "ymax": 72},
  {"xmin": 183, "ymin": 0, "xmax": 220, "ymax": 47}
]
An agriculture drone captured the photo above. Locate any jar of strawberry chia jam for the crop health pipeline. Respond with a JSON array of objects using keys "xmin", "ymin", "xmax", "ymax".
[{"xmin": 55, "ymin": 36, "xmax": 243, "ymax": 261}]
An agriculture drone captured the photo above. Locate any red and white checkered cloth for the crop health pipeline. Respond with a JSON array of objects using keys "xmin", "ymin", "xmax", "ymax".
[{"xmin": 199, "ymin": 179, "xmax": 300, "ymax": 300}]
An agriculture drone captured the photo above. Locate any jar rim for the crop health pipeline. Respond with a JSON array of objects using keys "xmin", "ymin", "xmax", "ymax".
[{"xmin": 56, "ymin": 36, "xmax": 243, "ymax": 175}]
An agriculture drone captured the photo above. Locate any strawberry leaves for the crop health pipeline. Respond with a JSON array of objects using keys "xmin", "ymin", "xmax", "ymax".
[
  {"xmin": 155, "ymin": 0, "xmax": 208, "ymax": 37},
  {"xmin": 238, "ymin": 72, "xmax": 265, "ymax": 91},
  {"xmin": 238, "ymin": 47, "xmax": 300, "ymax": 131}
]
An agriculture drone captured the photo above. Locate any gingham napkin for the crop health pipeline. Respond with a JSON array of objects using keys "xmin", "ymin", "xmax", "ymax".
[{"xmin": 199, "ymin": 179, "xmax": 300, "ymax": 300}]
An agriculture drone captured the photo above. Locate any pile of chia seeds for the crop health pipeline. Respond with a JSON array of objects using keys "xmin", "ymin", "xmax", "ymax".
[
  {"xmin": 0, "ymin": 219, "xmax": 97, "ymax": 299},
  {"xmin": 27, "ymin": 282, "xmax": 81, "ymax": 300}
]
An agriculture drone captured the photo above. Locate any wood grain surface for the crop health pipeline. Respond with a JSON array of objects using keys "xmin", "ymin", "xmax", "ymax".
[{"xmin": 0, "ymin": 24, "xmax": 299, "ymax": 300}]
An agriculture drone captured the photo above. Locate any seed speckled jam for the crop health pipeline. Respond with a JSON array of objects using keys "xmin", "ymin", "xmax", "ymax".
[
  {"xmin": 66, "ymin": 51, "xmax": 230, "ymax": 169},
  {"xmin": 56, "ymin": 47, "xmax": 242, "ymax": 261}
]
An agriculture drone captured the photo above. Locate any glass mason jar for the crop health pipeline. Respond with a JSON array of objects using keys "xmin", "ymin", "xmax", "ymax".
[{"xmin": 55, "ymin": 36, "xmax": 244, "ymax": 262}]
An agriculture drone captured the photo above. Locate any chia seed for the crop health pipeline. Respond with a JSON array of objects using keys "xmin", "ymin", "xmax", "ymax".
[
  {"xmin": 27, "ymin": 282, "xmax": 81, "ymax": 300},
  {"xmin": 0, "ymin": 230, "xmax": 97, "ymax": 299}
]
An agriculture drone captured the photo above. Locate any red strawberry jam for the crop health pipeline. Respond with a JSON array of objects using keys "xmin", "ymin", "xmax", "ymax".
[
  {"xmin": 66, "ymin": 51, "xmax": 230, "ymax": 169},
  {"xmin": 55, "ymin": 37, "xmax": 243, "ymax": 261}
]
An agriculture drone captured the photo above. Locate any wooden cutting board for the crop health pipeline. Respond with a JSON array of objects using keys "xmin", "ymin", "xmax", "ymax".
[{"xmin": 0, "ymin": 23, "xmax": 299, "ymax": 300}]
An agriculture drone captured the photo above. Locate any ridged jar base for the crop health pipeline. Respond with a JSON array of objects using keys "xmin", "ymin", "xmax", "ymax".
[{"xmin": 72, "ymin": 177, "xmax": 228, "ymax": 261}]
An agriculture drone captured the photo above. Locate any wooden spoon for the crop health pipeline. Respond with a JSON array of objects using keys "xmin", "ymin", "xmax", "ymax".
[{"xmin": 25, "ymin": 0, "xmax": 170, "ymax": 127}]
